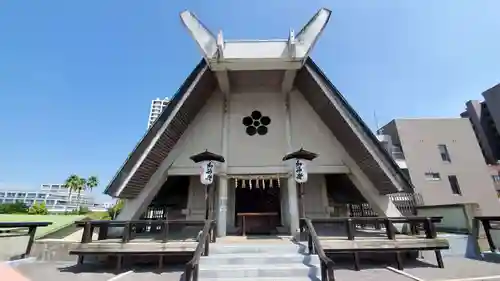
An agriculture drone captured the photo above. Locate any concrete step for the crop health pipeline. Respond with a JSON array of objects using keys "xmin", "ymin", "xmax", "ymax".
[
  {"xmin": 198, "ymin": 263, "xmax": 320, "ymax": 279},
  {"xmin": 200, "ymin": 253, "xmax": 320, "ymax": 266},
  {"xmin": 210, "ymin": 243, "xmax": 307, "ymax": 254}
]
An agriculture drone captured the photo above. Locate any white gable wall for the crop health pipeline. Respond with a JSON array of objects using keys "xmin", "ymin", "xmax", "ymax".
[
  {"xmin": 227, "ymin": 90, "xmax": 287, "ymax": 168},
  {"xmin": 289, "ymin": 90, "xmax": 346, "ymax": 167},
  {"xmin": 169, "ymin": 87, "xmax": 349, "ymax": 173}
]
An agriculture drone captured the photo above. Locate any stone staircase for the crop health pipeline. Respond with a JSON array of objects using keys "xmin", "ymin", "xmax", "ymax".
[{"xmin": 198, "ymin": 238, "xmax": 321, "ymax": 281}]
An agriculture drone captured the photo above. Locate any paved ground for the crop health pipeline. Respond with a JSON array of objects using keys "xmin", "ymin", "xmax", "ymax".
[
  {"xmin": 117, "ymin": 268, "xmax": 184, "ymax": 281},
  {"xmin": 403, "ymin": 257, "xmax": 500, "ymax": 280},
  {"xmin": 5, "ymin": 256, "xmax": 500, "ymax": 281},
  {"xmin": 12, "ymin": 262, "xmax": 121, "ymax": 281}
]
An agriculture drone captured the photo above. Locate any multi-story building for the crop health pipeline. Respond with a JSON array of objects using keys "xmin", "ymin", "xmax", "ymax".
[
  {"xmin": 379, "ymin": 118, "xmax": 500, "ymax": 215},
  {"xmin": 0, "ymin": 183, "xmax": 97, "ymax": 212},
  {"xmin": 460, "ymin": 83, "xmax": 500, "ymax": 191},
  {"xmin": 460, "ymin": 84, "xmax": 500, "ymax": 165},
  {"xmin": 148, "ymin": 98, "xmax": 169, "ymax": 129}
]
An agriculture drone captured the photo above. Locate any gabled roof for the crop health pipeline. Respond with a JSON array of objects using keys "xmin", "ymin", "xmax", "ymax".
[{"xmin": 104, "ymin": 58, "xmax": 413, "ymax": 198}]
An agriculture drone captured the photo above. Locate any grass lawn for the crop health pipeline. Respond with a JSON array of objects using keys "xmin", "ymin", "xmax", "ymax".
[{"xmin": 0, "ymin": 214, "xmax": 86, "ymax": 238}]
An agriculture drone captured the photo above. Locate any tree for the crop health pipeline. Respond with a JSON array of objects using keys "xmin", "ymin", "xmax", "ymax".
[
  {"xmin": 86, "ymin": 176, "xmax": 99, "ymax": 192},
  {"xmin": 65, "ymin": 174, "xmax": 99, "ymax": 213}
]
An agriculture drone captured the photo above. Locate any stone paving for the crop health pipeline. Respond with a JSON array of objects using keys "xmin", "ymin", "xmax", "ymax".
[
  {"xmin": 403, "ymin": 257, "xmax": 500, "ymax": 280},
  {"xmin": 11, "ymin": 261, "xmax": 121, "ymax": 281},
  {"xmin": 5, "ymin": 256, "xmax": 500, "ymax": 281}
]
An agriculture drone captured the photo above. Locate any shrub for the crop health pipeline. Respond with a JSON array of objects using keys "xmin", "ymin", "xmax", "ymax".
[
  {"xmin": 78, "ymin": 206, "xmax": 90, "ymax": 215},
  {"xmin": 28, "ymin": 202, "xmax": 49, "ymax": 215},
  {"xmin": 0, "ymin": 202, "xmax": 28, "ymax": 214},
  {"xmin": 107, "ymin": 200, "xmax": 124, "ymax": 220}
]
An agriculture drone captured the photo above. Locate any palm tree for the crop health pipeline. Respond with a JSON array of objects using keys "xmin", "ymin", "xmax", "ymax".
[
  {"xmin": 65, "ymin": 175, "xmax": 99, "ymax": 213},
  {"xmin": 65, "ymin": 174, "xmax": 86, "ymax": 212},
  {"xmin": 86, "ymin": 176, "xmax": 99, "ymax": 192}
]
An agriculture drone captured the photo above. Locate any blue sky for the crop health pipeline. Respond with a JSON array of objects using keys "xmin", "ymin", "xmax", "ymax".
[{"xmin": 0, "ymin": 1, "xmax": 499, "ymax": 202}]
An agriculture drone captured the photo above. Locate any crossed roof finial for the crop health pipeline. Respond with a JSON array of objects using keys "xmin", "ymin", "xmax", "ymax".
[{"xmin": 179, "ymin": 8, "xmax": 332, "ymax": 71}]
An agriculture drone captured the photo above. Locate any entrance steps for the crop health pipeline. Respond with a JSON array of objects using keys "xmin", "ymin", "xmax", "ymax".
[{"xmin": 199, "ymin": 237, "xmax": 321, "ymax": 281}]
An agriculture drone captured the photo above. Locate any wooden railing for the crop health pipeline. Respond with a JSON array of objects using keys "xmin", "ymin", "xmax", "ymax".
[
  {"xmin": 184, "ymin": 220, "xmax": 216, "ymax": 281},
  {"xmin": 474, "ymin": 216, "xmax": 500, "ymax": 252},
  {"xmin": 0, "ymin": 221, "xmax": 52, "ymax": 258},
  {"xmin": 301, "ymin": 218, "xmax": 335, "ymax": 281},
  {"xmin": 306, "ymin": 217, "xmax": 445, "ymax": 271},
  {"xmin": 74, "ymin": 219, "xmax": 208, "ymax": 243}
]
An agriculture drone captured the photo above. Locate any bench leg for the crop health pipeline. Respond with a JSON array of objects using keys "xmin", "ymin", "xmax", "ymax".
[
  {"xmin": 77, "ymin": 255, "xmax": 84, "ymax": 265},
  {"xmin": 116, "ymin": 255, "xmax": 123, "ymax": 271},
  {"xmin": 395, "ymin": 252, "xmax": 403, "ymax": 270},
  {"xmin": 158, "ymin": 255, "xmax": 163, "ymax": 269},
  {"xmin": 435, "ymin": 250, "xmax": 444, "ymax": 268},
  {"xmin": 353, "ymin": 253, "xmax": 360, "ymax": 271}
]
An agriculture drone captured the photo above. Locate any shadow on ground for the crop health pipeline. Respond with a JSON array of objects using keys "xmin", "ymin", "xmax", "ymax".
[{"xmin": 15, "ymin": 261, "xmax": 186, "ymax": 281}]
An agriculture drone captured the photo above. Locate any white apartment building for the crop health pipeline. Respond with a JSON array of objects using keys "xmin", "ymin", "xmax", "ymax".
[
  {"xmin": 148, "ymin": 98, "xmax": 169, "ymax": 128},
  {"xmin": 0, "ymin": 183, "xmax": 99, "ymax": 213}
]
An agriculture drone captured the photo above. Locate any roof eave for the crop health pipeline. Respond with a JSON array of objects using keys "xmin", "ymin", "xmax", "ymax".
[{"xmin": 104, "ymin": 59, "xmax": 208, "ymax": 197}]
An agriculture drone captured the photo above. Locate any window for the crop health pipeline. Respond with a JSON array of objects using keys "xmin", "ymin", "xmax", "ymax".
[
  {"xmin": 438, "ymin": 144, "xmax": 451, "ymax": 162},
  {"xmin": 448, "ymin": 175, "xmax": 462, "ymax": 195},
  {"xmin": 425, "ymin": 172, "xmax": 441, "ymax": 181}
]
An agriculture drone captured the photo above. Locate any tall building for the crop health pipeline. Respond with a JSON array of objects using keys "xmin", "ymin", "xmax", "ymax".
[
  {"xmin": 461, "ymin": 84, "xmax": 500, "ymax": 165},
  {"xmin": 379, "ymin": 118, "xmax": 500, "ymax": 215},
  {"xmin": 148, "ymin": 98, "xmax": 169, "ymax": 128}
]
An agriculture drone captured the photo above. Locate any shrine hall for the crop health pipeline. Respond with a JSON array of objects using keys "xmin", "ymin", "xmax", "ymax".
[{"xmin": 103, "ymin": 8, "xmax": 413, "ymax": 238}]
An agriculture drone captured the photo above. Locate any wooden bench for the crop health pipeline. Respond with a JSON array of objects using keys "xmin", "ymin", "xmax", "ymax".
[
  {"xmin": 302, "ymin": 217, "xmax": 448, "ymax": 271},
  {"xmin": 68, "ymin": 219, "xmax": 215, "ymax": 269},
  {"xmin": 0, "ymin": 221, "xmax": 52, "ymax": 258},
  {"xmin": 474, "ymin": 216, "xmax": 500, "ymax": 253}
]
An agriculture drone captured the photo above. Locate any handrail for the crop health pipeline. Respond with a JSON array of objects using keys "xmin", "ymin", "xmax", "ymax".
[
  {"xmin": 184, "ymin": 220, "xmax": 215, "ymax": 281},
  {"xmin": 301, "ymin": 218, "xmax": 335, "ymax": 281}
]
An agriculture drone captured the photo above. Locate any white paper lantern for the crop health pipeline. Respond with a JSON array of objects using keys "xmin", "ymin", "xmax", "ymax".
[
  {"xmin": 294, "ymin": 159, "xmax": 308, "ymax": 183},
  {"xmin": 200, "ymin": 160, "xmax": 215, "ymax": 185}
]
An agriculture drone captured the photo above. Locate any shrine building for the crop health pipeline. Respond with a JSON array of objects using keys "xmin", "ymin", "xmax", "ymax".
[{"xmin": 104, "ymin": 8, "xmax": 414, "ymax": 237}]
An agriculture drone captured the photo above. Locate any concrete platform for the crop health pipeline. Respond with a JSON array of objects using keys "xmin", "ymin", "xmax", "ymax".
[{"xmin": 6, "ymin": 256, "xmax": 500, "ymax": 281}]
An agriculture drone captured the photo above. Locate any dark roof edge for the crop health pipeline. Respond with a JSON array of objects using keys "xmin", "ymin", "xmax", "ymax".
[
  {"xmin": 304, "ymin": 57, "xmax": 415, "ymax": 193},
  {"xmin": 104, "ymin": 59, "xmax": 208, "ymax": 197}
]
